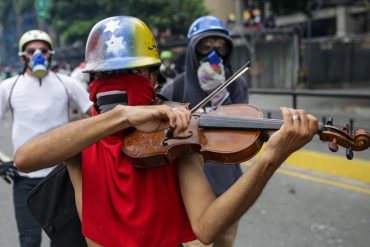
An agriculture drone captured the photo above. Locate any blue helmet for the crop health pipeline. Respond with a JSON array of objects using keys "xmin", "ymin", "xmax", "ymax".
[{"xmin": 187, "ymin": 16, "xmax": 229, "ymax": 39}]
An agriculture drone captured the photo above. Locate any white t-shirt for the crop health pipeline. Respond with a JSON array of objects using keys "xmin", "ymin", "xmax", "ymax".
[
  {"xmin": 0, "ymin": 71, "xmax": 93, "ymax": 178},
  {"xmin": 70, "ymin": 66, "xmax": 89, "ymax": 90}
]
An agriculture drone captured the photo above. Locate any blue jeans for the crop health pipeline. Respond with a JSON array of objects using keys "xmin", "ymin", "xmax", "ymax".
[{"xmin": 13, "ymin": 175, "xmax": 55, "ymax": 247}]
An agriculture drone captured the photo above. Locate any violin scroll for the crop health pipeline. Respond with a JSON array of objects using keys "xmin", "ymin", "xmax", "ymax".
[
  {"xmin": 318, "ymin": 123, "xmax": 370, "ymax": 160},
  {"xmin": 352, "ymin": 129, "xmax": 370, "ymax": 151}
]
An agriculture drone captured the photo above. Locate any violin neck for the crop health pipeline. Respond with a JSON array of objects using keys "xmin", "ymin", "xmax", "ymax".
[
  {"xmin": 199, "ymin": 115, "xmax": 283, "ymax": 131},
  {"xmin": 199, "ymin": 114, "xmax": 325, "ymax": 131}
]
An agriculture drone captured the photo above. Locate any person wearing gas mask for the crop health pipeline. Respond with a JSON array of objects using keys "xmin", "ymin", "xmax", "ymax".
[
  {"xmin": 160, "ymin": 16, "xmax": 249, "ymax": 247},
  {"xmin": 159, "ymin": 50, "xmax": 178, "ymax": 85},
  {"xmin": 0, "ymin": 29, "xmax": 92, "ymax": 247}
]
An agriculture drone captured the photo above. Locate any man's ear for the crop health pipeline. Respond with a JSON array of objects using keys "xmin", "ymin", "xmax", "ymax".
[{"xmin": 20, "ymin": 56, "xmax": 28, "ymax": 64}]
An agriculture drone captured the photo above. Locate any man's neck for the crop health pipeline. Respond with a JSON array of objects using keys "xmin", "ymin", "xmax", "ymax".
[
  {"xmin": 25, "ymin": 69, "xmax": 33, "ymax": 76},
  {"xmin": 25, "ymin": 68, "xmax": 49, "ymax": 77}
]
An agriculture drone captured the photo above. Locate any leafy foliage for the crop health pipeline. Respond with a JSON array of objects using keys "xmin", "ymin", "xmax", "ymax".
[
  {"xmin": 121, "ymin": 0, "xmax": 208, "ymax": 35},
  {"xmin": 0, "ymin": 0, "xmax": 34, "ymax": 28},
  {"xmin": 47, "ymin": 0, "xmax": 103, "ymax": 44},
  {"xmin": 46, "ymin": 0, "xmax": 208, "ymax": 45}
]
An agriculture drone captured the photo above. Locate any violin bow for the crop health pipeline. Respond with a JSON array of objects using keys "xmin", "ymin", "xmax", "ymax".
[{"xmin": 190, "ymin": 61, "xmax": 251, "ymax": 114}]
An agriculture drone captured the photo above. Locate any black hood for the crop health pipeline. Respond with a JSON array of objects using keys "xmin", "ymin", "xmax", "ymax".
[{"xmin": 183, "ymin": 31, "xmax": 236, "ymax": 107}]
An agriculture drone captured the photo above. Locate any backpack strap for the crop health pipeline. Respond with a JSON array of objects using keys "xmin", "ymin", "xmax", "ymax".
[
  {"xmin": 8, "ymin": 75, "xmax": 21, "ymax": 118},
  {"xmin": 53, "ymin": 72, "xmax": 71, "ymax": 120}
]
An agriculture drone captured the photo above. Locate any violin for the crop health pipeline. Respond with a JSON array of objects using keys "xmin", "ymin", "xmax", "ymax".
[
  {"xmin": 122, "ymin": 103, "xmax": 370, "ymax": 168},
  {"xmin": 121, "ymin": 61, "xmax": 370, "ymax": 168}
]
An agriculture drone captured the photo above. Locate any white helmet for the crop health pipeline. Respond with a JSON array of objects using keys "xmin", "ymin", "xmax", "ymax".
[{"xmin": 18, "ymin": 30, "xmax": 54, "ymax": 56}]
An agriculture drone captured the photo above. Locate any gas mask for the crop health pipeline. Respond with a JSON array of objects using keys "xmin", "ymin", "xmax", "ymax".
[
  {"xmin": 29, "ymin": 49, "xmax": 49, "ymax": 78},
  {"xmin": 197, "ymin": 50, "xmax": 229, "ymax": 107}
]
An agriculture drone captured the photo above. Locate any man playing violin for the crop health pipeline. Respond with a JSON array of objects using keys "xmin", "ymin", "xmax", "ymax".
[{"xmin": 14, "ymin": 16, "xmax": 318, "ymax": 247}]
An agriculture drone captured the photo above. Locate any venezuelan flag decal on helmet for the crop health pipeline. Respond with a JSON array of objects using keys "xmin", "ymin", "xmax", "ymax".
[{"xmin": 84, "ymin": 16, "xmax": 161, "ymax": 73}]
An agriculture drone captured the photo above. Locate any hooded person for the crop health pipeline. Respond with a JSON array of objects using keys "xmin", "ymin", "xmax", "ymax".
[{"xmin": 160, "ymin": 15, "xmax": 249, "ymax": 247}]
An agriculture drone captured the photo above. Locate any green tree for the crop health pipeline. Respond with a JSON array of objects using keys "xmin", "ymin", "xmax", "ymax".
[
  {"xmin": 121, "ymin": 0, "xmax": 208, "ymax": 35},
  {"xmin": 47, "ymin": 0, "xmax": 105, "ymax": 44},
  {"xmin": 0, "ymin": 0, "xmax": 35, "ymax": 38},
  {"xmin": 47, "ymin": 0, "xmax": 208, "ymax": 45}
]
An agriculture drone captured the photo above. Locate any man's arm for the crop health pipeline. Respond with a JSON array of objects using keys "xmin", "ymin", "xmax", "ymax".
[
  {"xmin": 15, "ymin": 104, "xmax": 191, "ymax": 173},
  {"xmin": 179, "ymin": 107, "xmax": 318, "ymax": 244}
]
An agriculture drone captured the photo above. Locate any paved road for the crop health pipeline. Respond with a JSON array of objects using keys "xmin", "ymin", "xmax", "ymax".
[
  {"xmin": 1, "ymin": 163, "xmax": 369, "ymax": 247},
  {"xmin": 238, "ymin": 93, "xmax": 370, "ymax": 246},
  {"xmin": 0, "ymin": 93, "xmax": 369, "ymax": 246},
  {"xmin": 234, "ymin": 164, "xmax": 370, "ymax": 247}
]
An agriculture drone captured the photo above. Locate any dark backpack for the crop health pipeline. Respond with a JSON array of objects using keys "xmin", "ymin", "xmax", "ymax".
[{"xmin": 27, "ymin": 164, "xmax": 87, "ymax": 247}]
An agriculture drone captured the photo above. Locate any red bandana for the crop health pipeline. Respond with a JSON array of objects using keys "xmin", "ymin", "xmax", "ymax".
[{"xmin": 88, "ymin": 73, "xmax": 156, "ymax": 110}]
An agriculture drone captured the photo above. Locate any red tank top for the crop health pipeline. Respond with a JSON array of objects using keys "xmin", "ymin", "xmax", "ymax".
[{"xmin": 82, "ymin": 132, "xmax": 195, "ymax": 246}]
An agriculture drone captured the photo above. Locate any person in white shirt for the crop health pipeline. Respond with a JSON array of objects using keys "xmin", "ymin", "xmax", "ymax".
[
  {"xmin": 70, "ymin": 61, "xmax": 90, "ymax": 91},
  {"xmin": 0, "ymin": 29, "xmax": 92, "ymax": 247}
]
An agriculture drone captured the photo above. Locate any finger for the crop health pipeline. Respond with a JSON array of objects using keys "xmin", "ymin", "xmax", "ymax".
[
  {"xmin": 166, "ymin": 108, "xmax": 182, "ymax": 134},
  {"xmin": 161, "ymin": 106, "xmax": 176, "ymax": 128},
  {"xmin": 289, "ymin": 108, "xmax": 301, "ymax": 129},
  {"xmin": 177, "ymin": 107, "xmax": 192, "ymax": 124},
  {"xmin": 179, "ymin": 110, "xmax": 190, "ymax": 132},
  {"xmin": 297, "ymin": 109, "xmax": 308, "ymax": 132},
  {"xmin": 174, "ymin": 110, "xmax": 186, "ymax": 133},
  {"xmin": 175, "ymin": 107, "xmax": 192, "ymax": 126},
  {"xmin": 280, "ymin": 107, "xmax": 292, "ymax": 127},
  {"xmin": 307, "ymin": 114, "xmax": 319, "ymax": 134},
  {"xmin": 173, "ymin": 109, "xmax": 188, "ymax": 134}
]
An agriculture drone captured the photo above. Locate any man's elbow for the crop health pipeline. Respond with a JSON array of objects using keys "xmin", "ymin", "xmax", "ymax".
[
  {"xmin": 14, "ymin": 146, "xmax": 33, "ymax": 173},
  {"xmin": 197, "ymin": 237, "xmax": 213, "ymax": 246},
  {"xmin": 192, "ymin": 225, "xmax": 215, "ymax": 245}
]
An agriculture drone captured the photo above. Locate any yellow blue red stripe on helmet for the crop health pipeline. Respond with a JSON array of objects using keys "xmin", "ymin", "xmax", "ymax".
[{"xmin": 84, "ymin": 16, "xmax": 160, "ymax": 73}]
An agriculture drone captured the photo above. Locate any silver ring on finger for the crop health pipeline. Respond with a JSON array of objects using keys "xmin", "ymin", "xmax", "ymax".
[{"xmin": 292, "ymin": 115, "xmax": 301, "ymax": 121}]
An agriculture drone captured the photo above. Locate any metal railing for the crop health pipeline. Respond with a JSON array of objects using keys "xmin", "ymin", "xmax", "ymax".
[
  {"xmin": 248, "ymin": 88, "xmax": 370, "ymax": 131},
  {"xmin": 249, "ymin": 88, "xmax": 370, "ymax": 109}
]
